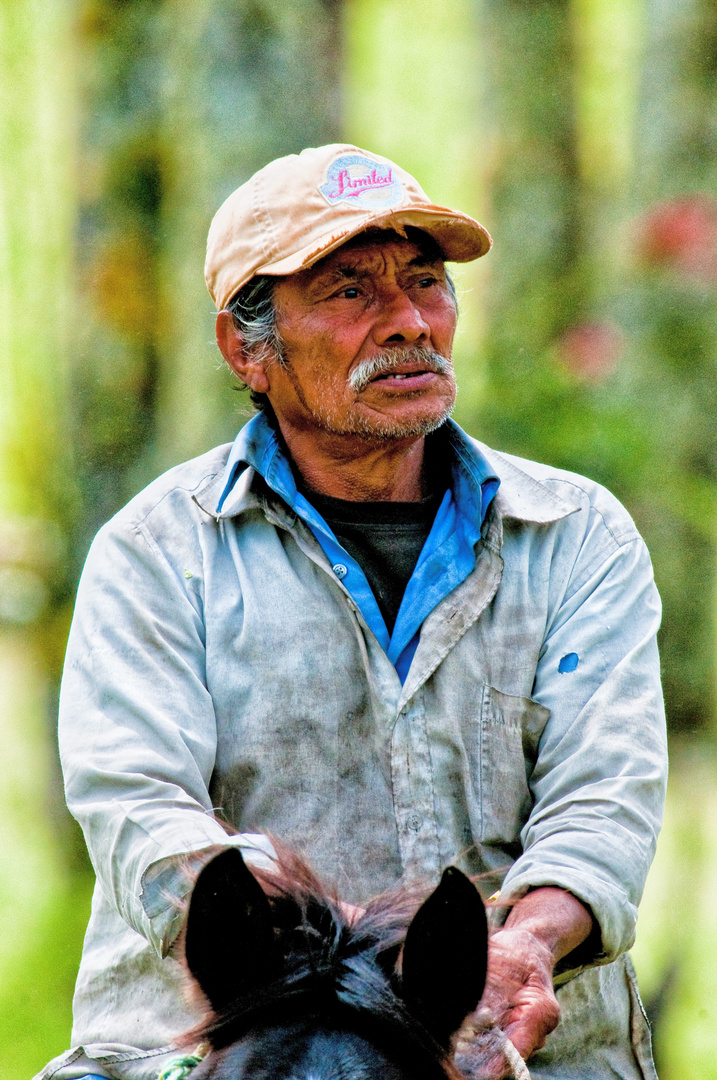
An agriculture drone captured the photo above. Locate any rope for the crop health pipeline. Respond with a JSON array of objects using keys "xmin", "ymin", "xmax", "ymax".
[
  {"xmin": 454, "ymin": 1011, "xmax": 532, "ymax": 1080},
  {"xmin": 501, "ymin": 1036, "xmax": 531, "ymax": 1080},
  {"xmin": 156, "ymin": 1049, "xmax": 205, "ymax": 1080}
]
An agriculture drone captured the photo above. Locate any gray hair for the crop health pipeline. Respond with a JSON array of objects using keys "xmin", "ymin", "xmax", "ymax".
[
  {"xmin": 226, "ymin": 275, "xmax": 282, "ymax": 411},
  {"xmin": 225, "ymin": 241, "xmax": 457, "ymax": 413}
]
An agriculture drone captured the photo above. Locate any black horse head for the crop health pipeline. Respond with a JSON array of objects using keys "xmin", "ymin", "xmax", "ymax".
[{"xmin": 180, "ymin": 845, "xmax": 488, "ymax": 1080}]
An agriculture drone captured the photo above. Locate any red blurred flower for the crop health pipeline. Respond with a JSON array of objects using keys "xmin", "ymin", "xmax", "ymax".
[
  {"xmin": 637, "ymin": 196, "xmax": 717, "ymax": 279},
  {"xmin": 557, "ymin": 322, "xmax": 624, "ymax": 380}
]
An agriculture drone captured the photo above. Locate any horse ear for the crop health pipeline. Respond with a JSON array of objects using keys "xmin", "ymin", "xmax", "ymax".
[
  {"xmin": 184, "ymin": 847, "xmax": 278, "ymax": 1013},
  {"xmin": 401, "ymin": 867, "xmax": 488, "ymax": 1047}
]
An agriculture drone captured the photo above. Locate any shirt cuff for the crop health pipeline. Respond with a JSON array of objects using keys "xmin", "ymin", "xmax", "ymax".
[
  {"xmin": 139, "ymin": 833, "xmax": 277, "ymax": 956},
  {"xmin": 496, "ymin": 858, "xmax": 638, "ymax": 970}
]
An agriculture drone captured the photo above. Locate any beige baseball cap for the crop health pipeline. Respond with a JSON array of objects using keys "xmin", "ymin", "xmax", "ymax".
[{"xmin": 205, "ymin": 143, "xmax": 492, "ymax": 311}]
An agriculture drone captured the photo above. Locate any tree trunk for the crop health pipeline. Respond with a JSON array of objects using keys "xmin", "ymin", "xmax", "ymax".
[{"xmin": 0, "ymin": 2, "xmax": 88, "ymax": 1076}]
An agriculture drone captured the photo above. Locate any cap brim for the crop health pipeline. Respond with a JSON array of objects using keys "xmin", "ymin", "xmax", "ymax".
[{"xmin": 254, "ymin": 204, "xmax": 492, "ymax": 279}]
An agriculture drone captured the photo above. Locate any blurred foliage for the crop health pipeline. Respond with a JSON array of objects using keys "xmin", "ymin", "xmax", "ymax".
[
  {"xmin": 72, "ymin": 0, "xmax": 343, "ymax": 554},
  {"xmin": 2, "ymin": 0, "xmax": 717, "ymax": 1078},
  {"xmin": 0, "ymin": 3, "xmax": 90, "ymax": 1077},
  {"xmin": 478, "ymin": 0, "xmax": 717, "ymax": 733},
  {"xmin": 632, "ymin": 737, "xmax": 717, "ymax": 1074}
]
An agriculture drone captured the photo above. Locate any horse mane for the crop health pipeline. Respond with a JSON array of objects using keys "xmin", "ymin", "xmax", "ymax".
[{"xmin": 177, "ymin": 839, "xmax": 463, "ymax": 1078}]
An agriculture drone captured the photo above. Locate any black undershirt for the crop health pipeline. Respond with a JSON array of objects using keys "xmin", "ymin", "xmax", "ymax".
[{"xmin": 303, "ymin": 489, "xmax": 444, "ymax": 633}]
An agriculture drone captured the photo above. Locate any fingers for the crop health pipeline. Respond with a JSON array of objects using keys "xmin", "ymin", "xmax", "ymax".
[
  {"xmin": 481, "ymin": 927, "xmax": 561, "ymax": 1062},
  {"xmin": 504, "ymin": 990, "xmax": 560, "ymax": 1058}
]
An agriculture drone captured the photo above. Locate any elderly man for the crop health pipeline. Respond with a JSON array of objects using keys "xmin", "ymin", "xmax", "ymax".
[{"xmin": 39, "ymin": 145, "xmax": 666, "ymax": 1080}]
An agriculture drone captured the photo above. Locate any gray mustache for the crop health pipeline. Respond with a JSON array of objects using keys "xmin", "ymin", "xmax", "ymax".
[{"xmin": 349, "ymin": 347, "xmax": 452, "ymax": 393}]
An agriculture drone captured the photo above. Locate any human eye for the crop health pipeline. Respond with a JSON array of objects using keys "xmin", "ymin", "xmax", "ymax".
[
  {"xmin": 405, "ymin": 266, "xmax": 442, "ymax": 288},
  {"xmin": 406, "ymin": 274, "xmax": 441, "ymax": 294},
  {"xmin": 338, "ymin": 284, "xmax": 362, "ymax": 299}
]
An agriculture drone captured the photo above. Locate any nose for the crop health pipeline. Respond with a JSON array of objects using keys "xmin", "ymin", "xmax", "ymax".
[{"xmin": 372, "ymin": 287, "xmax": 430, "ymax": 347}]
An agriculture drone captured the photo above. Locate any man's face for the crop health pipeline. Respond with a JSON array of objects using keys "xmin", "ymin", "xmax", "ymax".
[{"xmin": 263, "ymin": 232, "xmax": 458, "ymax": 443}]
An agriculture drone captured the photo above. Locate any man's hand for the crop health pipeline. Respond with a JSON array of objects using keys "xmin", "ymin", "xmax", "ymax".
[
  {"xmin": 479, "ymin": 887, "xmax": 594, "ymax": 1077},
  {"xmin": 480, "ymin": 925, "xmax": 559, "ymax": 1072}
]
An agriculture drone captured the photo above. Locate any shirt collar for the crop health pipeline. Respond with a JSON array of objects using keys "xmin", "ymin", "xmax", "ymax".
[
  {"xmin": 213, "ymin": 411, "xmax": 499, "ymax": 522},
  {"xmin": 200, "ymin": 410, "xmax": 579, "ymax": 526},
  {"xmin": 474, "ymin": 441, "xmax": 581, "ymax": 523},
  {"xmin": 215, "ymin": 411, "xmax": 294, "ymax": 514}
]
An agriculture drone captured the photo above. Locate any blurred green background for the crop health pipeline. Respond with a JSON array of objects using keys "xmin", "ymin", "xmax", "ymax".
[{"xmin": 1, "ymin": 0, "xmax": 716, "ymax": 1076}]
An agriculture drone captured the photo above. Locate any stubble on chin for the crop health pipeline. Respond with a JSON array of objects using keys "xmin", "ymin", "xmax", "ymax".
[
  {"xmin": 312, "ymin": 382, "xmax": 457, "ymax": 441},
  {"xmin": 279, "ymin": 346, "xmax": 458, "ymax": 442}
]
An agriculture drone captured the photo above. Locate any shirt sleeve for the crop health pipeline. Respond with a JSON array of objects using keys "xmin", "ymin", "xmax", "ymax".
[
  {"xmin": 59, "ymin": 511, "xmax": 273, "ymax": 958},
  {"xmin": 498, "ymin": 509, "xmax": 667, "ymax": 969}
]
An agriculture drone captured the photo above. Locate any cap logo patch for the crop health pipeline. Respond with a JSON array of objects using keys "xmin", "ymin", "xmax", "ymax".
[{"xmin": 319, "ymin": 153, "xmax": 403, "ymax": 210}]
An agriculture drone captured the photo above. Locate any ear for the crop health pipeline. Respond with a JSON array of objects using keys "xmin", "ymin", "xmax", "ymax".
[
  {"xmin": 215, "ymin": 310, "xmax": 271, "ymax": 393},
  {"xmin": 401, "ymin": 867, "xmax": 488, "ymax": 1047},
  {"xmin": 184, "ymin": 847, "xmax": 279, "ymax": 1013}
]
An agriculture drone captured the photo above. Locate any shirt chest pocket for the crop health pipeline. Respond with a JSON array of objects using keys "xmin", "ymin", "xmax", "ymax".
[{"xmin": 479, "ymin": 686, "xmax": 550, "ymax": 846}]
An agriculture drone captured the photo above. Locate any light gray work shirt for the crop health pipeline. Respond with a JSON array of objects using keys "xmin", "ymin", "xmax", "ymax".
[{"xmin": 38, "ymin": 429, "xmax": 666, "ymax": 1080}]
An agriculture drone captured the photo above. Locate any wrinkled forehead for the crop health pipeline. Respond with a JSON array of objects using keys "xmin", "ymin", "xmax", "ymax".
[{"xmin": 284, "ymin": 226, "xmax": 447, "ymax": 291}]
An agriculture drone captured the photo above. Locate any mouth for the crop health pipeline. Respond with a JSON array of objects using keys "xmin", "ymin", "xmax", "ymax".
[
  {"xmin": 371, "ymin": 372, "xmax": 431, "ymax": 381},
  {"xmin": 369, "ymin": 371, "xmax": 436, "ymax": 388},
  {"xmin": 370, "ymin": 366, "xmax": 432, "ymax": 381},
  {"xmin": 349, "ymin": 347, "xmax": 452, "ymax": 394},
  {"xmin": 368, "ymin": 367, "xmax": 439, "ymax": 390}
]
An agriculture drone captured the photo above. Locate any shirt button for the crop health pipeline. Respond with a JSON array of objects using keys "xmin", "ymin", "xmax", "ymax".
[
  {"xmin": 407, "ymin": 814, "xmax": 422, "ymax": 832},
  {"xmin": 332, "ymin": 563, "xmax": 348, "ymax": 580}
]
